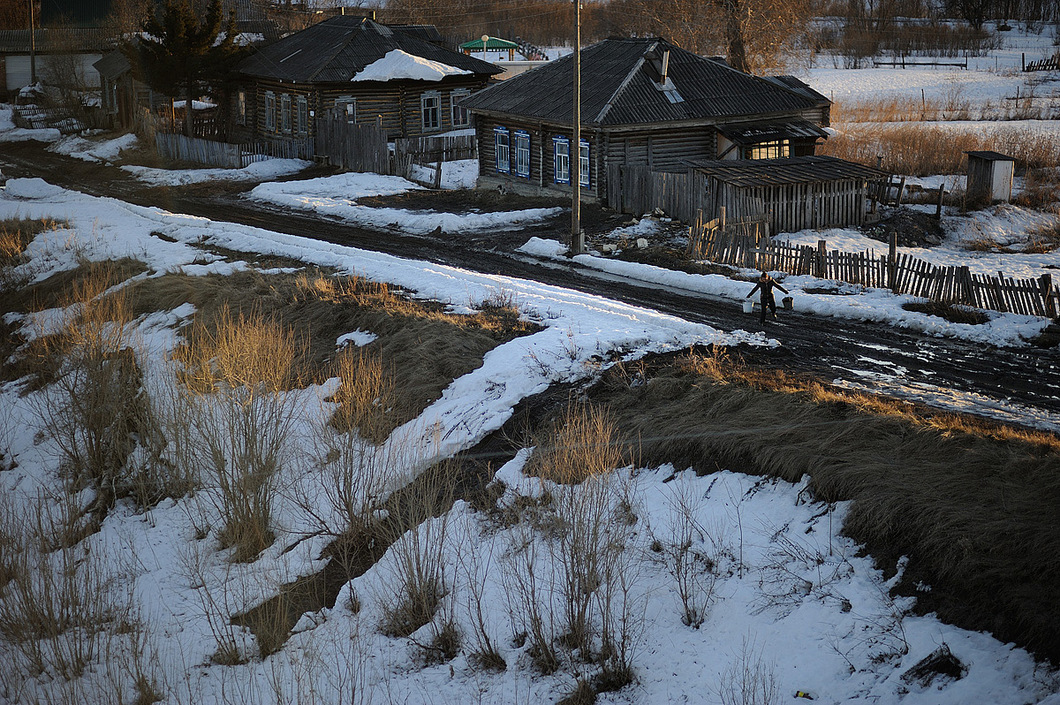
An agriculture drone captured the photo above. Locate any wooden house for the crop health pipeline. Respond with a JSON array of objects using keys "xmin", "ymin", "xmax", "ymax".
[
  {"xmin": 0, "ymin": 28, "xmax": 108, "ymax": 98},
  {"xmin": 460, "ymin": 37, "xmax": 831, "ymax": 202},
  {"xmin": 231, "ymin": 17, "xmax": 500, "ymax": 148}
]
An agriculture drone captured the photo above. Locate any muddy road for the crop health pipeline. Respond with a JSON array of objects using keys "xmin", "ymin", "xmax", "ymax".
[{"xmin": 4, "ymin": 142, "xmax": 1059, "ymax": 428}]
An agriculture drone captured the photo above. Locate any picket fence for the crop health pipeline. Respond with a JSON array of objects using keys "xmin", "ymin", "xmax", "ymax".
[{"xmin": 686, "ymin": 212, "xmax": 1059, "ymax": 318}]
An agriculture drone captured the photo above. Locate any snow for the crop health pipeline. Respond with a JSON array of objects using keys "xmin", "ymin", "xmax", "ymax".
[
  {"xmin": 0, "ymin": 105, "xmax": 60, "ymax": 143},
  {"xmin": 249, "ymin": 171, "xmax": 562, "ymax": 233},
  {"xmin": 408, "ymin": 158, "xmax": 479, "ymax": 189},
  {"xmin": 352, "ymin": 49, "xmax": 472, "ymax": 82},
  {"xmin": 49, "ymin": 133, "xmax": 138, "ymax": 163},
  {"xmin": 1, "ymin": 27, "xmax": 1059, "ymax": 701},
  {"xmin": 123, "ymin": 158, "xmax": 311, "ymax": 186}
]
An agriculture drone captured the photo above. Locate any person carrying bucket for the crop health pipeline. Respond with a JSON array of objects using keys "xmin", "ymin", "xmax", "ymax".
[{"xmin": 746, "ymin": 271, "xmax": 789, "ymax": 324}]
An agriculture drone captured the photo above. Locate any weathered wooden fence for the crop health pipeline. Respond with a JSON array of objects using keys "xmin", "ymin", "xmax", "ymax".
[
  {"xmin": 393, "ymin": 133, "xmax": 477, "ymax": 184},
  {"xmin": 1024, "ymin": 52, "xmax": 1060, "ymax": 72},
  {"xmin": 314, "ymin": 114, "xmax": 388, "ymax": 173},
  {"xmin": 606, "ymin": 165, "xmax": 709, "ymax": 224},
  {"xmin": 155, "ymin": 133, "xmax": 241, "ymax": 168},
  {"xmin": 240, "ymin": 137, "xmax": 314, "ymax": 165},
  {"xmin": 687, "ymin": 215, "xmax": 1060, "ymax": 318}
]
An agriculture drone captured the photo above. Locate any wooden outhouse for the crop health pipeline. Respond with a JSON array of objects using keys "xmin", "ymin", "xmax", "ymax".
[{"xmin": 965, "ymin": 151, "xmax": 1015, "ymax": 203}]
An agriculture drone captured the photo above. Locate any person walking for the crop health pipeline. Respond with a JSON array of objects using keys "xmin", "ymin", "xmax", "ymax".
[{"xmin": 746, "ymin": 271, "xmax": 789, "ymax": 324}]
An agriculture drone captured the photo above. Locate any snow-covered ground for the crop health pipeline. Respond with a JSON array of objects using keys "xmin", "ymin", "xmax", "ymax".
[
  {"xmin": 1, "ymin": 176, "xmax": 1057, "ymax": 705},
  {"xmin": 1, "ymin": 25, "xmax": 1059, "ymax": 702}
]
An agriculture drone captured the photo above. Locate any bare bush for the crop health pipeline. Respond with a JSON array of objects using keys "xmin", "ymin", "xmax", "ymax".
[
  {"xmin": 0, "ymin": 491, "xmax": 161, "ymax": 700},
  {"xmin": 716, "ymin": 637, "xmax": 780, "ymax": 705},
  {"xmin": 173, "ymin": 305, "xmax": 303, "ymax": 562},
  {"xmin": 457, "ymin": 525, "xmax": 506, "ymax": 671},
  {"xmin": 658, "ymin": 477, "xmax": 725, "ymax": 629}
]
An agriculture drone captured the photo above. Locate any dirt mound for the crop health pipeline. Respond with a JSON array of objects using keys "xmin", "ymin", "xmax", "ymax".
[{"xmin": 863, "ymin": 207, "xmax": 944, "ymax": 248}]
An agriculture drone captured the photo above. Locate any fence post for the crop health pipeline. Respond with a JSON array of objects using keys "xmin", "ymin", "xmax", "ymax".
[
  {"xmin": 935, "ymin": 184, "xmax": 945, "ymax": 219},
  {"xmin": 1041, "ymin": 273, "xmax": 1056, "ymax": 319},
  {"xmin": 888, "ymin": 231, "xmax": 898, "ymax": 292},
  {"xmin": 719, "ymin": 206, "xmax": 726, "ymax": 233},
  {"xmin": 895, "ymin": 176, "xmax": 906, "ymax": 206},
  {"xmin": 817, "ymin": 240, "xmax": 827, "ymax": 279}
]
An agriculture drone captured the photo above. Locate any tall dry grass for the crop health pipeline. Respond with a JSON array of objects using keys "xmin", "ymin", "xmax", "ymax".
[
  {"xmin": 0, "ymin": 218, "xmax": 62, "ymax": 292},
  {"xmin": 591, "ymin": 348, "xmax": 1060, "ymax": 661},
  {"xmin": 173, "ymin": 305, "xmax": 304, "ymax": 562},
  {"xmin": 820, "ymin": 122, "xmax": 1060, "ymax": 175}
]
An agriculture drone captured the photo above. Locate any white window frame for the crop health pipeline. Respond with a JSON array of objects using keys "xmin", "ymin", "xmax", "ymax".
[
  {"xmin": 264, "ymin": 91, "xmax": 276, "ymax": 132},
  {"xmin": 553, "ymin": 136, "xmax": 570, "ymax": 184},
  {"xmin": 515, "ymin": 130, "xmax": 530, "ymax": 178},
  {"xmin": 579, "ymin": 139, "xmax": 590, "ymax": 187},
  {"xmin": 296, "ymin": 95, "xmax": 308, "ymax": 134},
  {"xmin": 280, "ymin": 93, "xmax": 291, "ymax": 133},
  {"xmin": 421, "ymin": 91, "xmax": 441, "ymax": 131},
  {"xmin": 451, "ymin": 88, "xmax": 470, "ymax": 127},
  {"xmin": 495, "ymin": 126, "xmax": 510, "ymax": 174}
]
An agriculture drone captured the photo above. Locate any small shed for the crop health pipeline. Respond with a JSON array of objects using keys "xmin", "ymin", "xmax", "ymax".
[
  {"xmin": 687, "ymin": 155, "xmax": 887, "ymax": 234},
  {"xmin": 460, "ymin": 36, "xmax": 518, "ymax": 61},
  {"xmin": 965, "ymin": 151, "xmax": 1014, "ymax": 203}
]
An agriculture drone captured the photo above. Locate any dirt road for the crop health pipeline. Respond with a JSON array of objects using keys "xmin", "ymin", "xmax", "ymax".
[{"xmin": 4, "ymin": 142, "xmax": 1058, "ymax": 429}]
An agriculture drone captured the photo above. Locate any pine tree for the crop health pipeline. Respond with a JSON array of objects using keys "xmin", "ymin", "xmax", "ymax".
[{"xmin": 127, "ymin": 0, "xmax": 238, "ymax": 137}]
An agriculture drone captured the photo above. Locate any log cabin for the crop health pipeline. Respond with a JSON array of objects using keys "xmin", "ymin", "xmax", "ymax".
[
  {"xmin": 230, "ymin": 16, "xmax": 500, "ymax": 148},
  {"xmin": 460, "ymin": 37, "xmax": 833, "ymax": 203}
]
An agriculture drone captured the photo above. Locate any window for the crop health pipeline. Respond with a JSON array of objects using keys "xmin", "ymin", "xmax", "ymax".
[
  {"xmin": 296, "ymin": 96, "xmax": 308, "ymax": 134},
  {"xmin": 495, "ymin": 126, "xmax": 510, "ymax": 173},
  {"xmin": 553, "ymin": 136, "xmax": 570, "ymax": 184},
  {"xmin": 451, "ymin": 89, "xmax": 470, "ymax": 127},
  {"xmin": 515, "ymin": 130, "xmax": 530, "ymax": 178},
  {"xmin": 237, "ymin": 90, "xmax": 246, "ymax": 125},
  {"xmin": 280, "ymin": 93, "xmax": 291, "ymax": 133},
  {"xmin": 579, "ymin": 139, "xmax": 590, "ymax": 187},
  {"xmin": 748, "ymin": 140, "xmax": 789, "ymax": 160},
  {"xmin": 336, "ymin": 96, "xmax": 356, "ymax": 122},
  {"xmin": 264, "ymin": 91, "xmax": 276, "ymax": 132},
  {"xmin": 421, "ymin": 92, "xmax": 440, "ymax": 131}
]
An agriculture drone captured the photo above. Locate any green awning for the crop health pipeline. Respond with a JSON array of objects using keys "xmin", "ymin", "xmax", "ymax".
[{"xmin": 460, "ymin": 36, "xmax": 518, "ymax": 51}]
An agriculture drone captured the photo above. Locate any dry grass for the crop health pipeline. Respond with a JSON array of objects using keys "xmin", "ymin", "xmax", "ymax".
[
  {"xmin": 524, "ymin": 403, "xmax": 633, "ymax": 484},
  {"xmin": 121, "ymin": 268, "xmax": 538, "ymax": 438},
  {"xmin": 588, "ymin": 346, "xmax": 1060, "ymax": 661},
  {"xmin": 0, "ymin": 218, "xmax": 61, "ymax": 271},
  {"xmin": 820, "ymin": 123, "xmax": 1060, "ymax": 176},
  {"xmin": 173, "ymin": 305, "xmax": 303, "ymax": 562}
]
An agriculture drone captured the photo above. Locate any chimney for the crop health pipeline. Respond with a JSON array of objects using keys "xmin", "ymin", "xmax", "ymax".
[{"xmin": 660, "ymin": 49, "xmax": 670, "ymax": 85}]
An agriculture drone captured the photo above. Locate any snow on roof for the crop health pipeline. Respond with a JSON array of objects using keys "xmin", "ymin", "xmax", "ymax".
[{"xmin": 351, "ymin": 49, "xmax": 471, "ymax": 82}]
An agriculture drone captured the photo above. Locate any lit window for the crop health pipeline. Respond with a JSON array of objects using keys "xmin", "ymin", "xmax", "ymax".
[
  {"xmin": 748, "ymin": 140, "xmax": 789, "ymax": 159},
  {"xmin": 579, "ymin": 139, "xmax": 590, "ymax": 187},
  {"xmin": 451, "ymin": 89, "xmax": 470, "ymax": 127},
  {"xmin": 553, "ymin": 136, "xmax": 569, "ymax": 184},
  {"xmin": 280, "ymin": 93, "xmax": 291, "ymax": 132},
  {"xmin": 495, "ymin": 126, "xmax": 510, "ymax": 173},
  {"xmin": 515, "ymin": 131, "xmax": 530, "ymax": 178},
  {"xmin": 264, "ymin": 91, "xmax": 275, "ymax": 132},
  {"xmin": 422, "ymin": 92, "xmax": 440, "ymax": 130}
]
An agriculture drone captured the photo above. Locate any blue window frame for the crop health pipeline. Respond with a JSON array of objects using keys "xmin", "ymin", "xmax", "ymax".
[
  {"xmin": 495, "ymin": 126, "xmax": 510, "ymax": 174},
  {"xmin": 515, "ymin": 130, "xmax": 530, "ymax": 178},
  {"xmin": 553, "ymin": 136, "xmax": 570, "ymax": 184},
  {"xmin": 579, "ymin": 139, "xmax": 590, "ymax": 187}
]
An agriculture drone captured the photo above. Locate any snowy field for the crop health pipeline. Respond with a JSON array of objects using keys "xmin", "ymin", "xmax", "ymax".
[{"xmin": 1, "ymin": 176, "xmax": 1058, "ymax": 705}]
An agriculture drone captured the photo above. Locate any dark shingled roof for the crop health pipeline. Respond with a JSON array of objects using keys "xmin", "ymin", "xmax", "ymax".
[
  {"xmin": 965, "ymin": 150, "xmax": 1015, "ymax": 161},
  {"xmin": 461, "ymin": 38, "xmax": 830, "ymax": 127},
  {"xmin": 686, "ymin": 155, "xmax": 885, "ymax": 187},
  {"xmin": 237, "ymin": 17, "xmax": 499, "ymax": 83},
  {"xmin": 93, "ymin": 50, "xmax": 131, "ymax": 80}
]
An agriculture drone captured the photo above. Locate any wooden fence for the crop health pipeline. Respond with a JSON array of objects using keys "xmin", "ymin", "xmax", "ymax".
[
  {"xmin": 393, "ymin": 133, "xmax": 477, "ymax": 183},
  {"xmin": 314, "ymin": 115, "xmax": 388, "ymax": 173},
  {"xmin": 606, "ymin": 165, "xmax": 709, "ymax": 224},
  {"xmin": 687, "ymin": 215, "xmax": 1060, "ymax": 318},
  {"xmin": 1024, "ymin": 53, "xmax": 1060, "ymax": 72},
  {"xmin": 155, "ymin": 133, "xmax": 241, "ymax": 168}
]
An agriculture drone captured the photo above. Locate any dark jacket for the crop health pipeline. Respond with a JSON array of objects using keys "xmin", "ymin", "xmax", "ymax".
[{"xmin": 747, "ymin": 278, "xmax": 789, "ymax": 301}]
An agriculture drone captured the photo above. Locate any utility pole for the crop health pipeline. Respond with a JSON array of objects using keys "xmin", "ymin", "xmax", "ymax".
[
  {"xmin": 571, "ymin": 0, "xmax": 583, "ymax": 254},
  {"xmin": 28, "ymin": 0, "xmax": 36, "ymax": 85}
]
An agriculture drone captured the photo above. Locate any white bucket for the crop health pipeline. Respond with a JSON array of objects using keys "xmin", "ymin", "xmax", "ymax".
[{"xmin": 742, "ymin": 300, "xmax": 754, "ymax": 314}]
